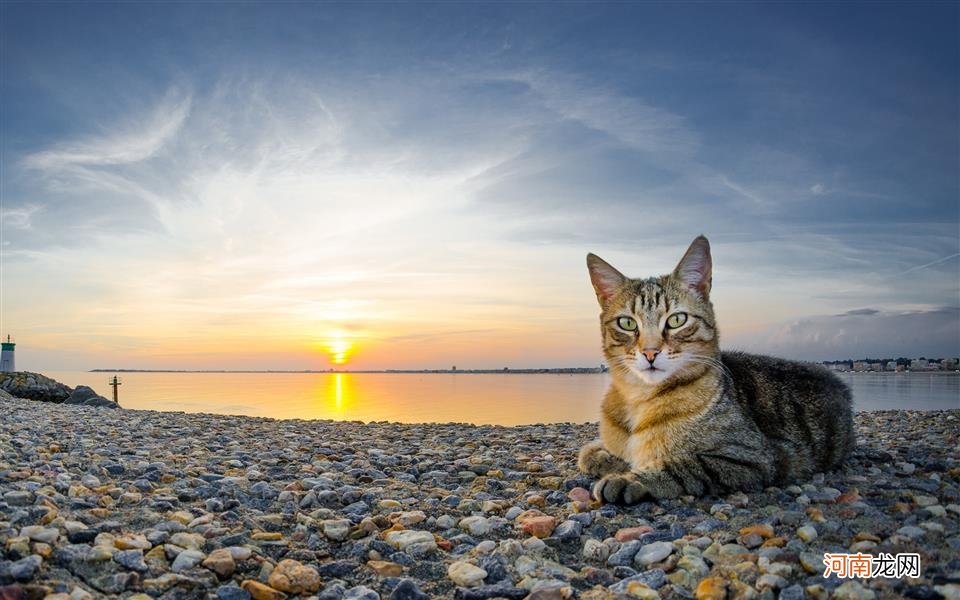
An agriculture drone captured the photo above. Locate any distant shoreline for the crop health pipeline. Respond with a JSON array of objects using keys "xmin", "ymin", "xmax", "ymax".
[
  {"xmin": 87, "ymin": 368, "xmax": 959, "ymax": 375},
  {"xmin": 88, "ymin": 367, "xmax": 608, "ymax": 374}
]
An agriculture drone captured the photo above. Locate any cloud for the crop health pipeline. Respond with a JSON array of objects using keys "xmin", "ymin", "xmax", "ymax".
[
  {"xmin": 22, "ymin": 91, "xmax": 191, "ymax": 171},
  {"xmin": 731, "ymin": 306, "xmax": 960, "ymax": 360},
  {"xmin": 837, "ymin": 308, "xmax": 879, "ymax": 316},
  {"xmin": 0, "ymin": 204, "xmax": 43, "ymax": 230},
  {"xmin": 519, "ymin": 72, "xmax": 701, "ymax": 159}
]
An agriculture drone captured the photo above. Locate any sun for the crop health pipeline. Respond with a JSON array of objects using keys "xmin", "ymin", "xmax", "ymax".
[{"xmin": 324, "ymin": 331, "xmax": 354, "ymax": 366}]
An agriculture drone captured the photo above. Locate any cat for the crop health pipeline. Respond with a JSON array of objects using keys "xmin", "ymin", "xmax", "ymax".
[{"xmin": 578, "ymin": 235, "xmax": 855, "ymax": 504}]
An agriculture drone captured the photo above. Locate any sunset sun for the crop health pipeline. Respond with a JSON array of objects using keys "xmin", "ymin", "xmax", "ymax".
[{"xmin": 324, "ymin": 332, "xmax": 354, "ymax": 366}]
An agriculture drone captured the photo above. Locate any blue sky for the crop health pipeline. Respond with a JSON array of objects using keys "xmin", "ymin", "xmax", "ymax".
[{"xmin": 1, "ymin": 2, "xmax": 958, "ymax": 369}]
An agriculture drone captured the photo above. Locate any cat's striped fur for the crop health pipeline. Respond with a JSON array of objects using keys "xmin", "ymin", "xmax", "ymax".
[{"xmin": 579, "ymin": 236, "xmax": 855, "ymax": 504}]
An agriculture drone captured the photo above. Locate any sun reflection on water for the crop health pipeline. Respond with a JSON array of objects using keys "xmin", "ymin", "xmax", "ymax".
[{"xmin": 323, "ymin": 372, "xmax": 355, "ymax": 416}]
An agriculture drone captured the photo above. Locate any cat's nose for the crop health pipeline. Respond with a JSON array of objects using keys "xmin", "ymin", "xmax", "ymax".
[{"xmin": 641, "ymin": 349, "xmax": 660, "ymax": 364}]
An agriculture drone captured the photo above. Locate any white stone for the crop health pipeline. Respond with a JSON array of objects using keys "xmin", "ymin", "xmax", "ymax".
[
  {"xmin": 170, "ymin": 549, "xmax": 204, "ymax": 572},
  {"xmin": 321, "ymin": 519, "xmax": 352, "ymax": 541},
  {"xmin": 796, "ymin": 525, "xmax": 818, "ymax": 542},
  {"xmin": 384, "ymin": 530, "xmax": 436, "ymax": 552},
  {"xmin": 448, "ymin": 561, "xmax": 487, "ymax": 587},
  {"xmin": 459, "ymin": 516, "xmax": 491, "ymax": 536},
  {"xmin": 635, "ymin": 541, "xmax": 674, "ymax": 566}
]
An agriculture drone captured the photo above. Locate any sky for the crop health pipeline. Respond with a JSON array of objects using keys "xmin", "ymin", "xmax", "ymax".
[{"xmin": 1, "ymin": 2, "xmax": 958, "ymax": 371}]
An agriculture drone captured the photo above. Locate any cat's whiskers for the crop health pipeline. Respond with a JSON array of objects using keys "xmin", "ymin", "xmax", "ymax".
[{"xmin": 683, "ymin": 354, "xmax": 734, "ymax": 382}]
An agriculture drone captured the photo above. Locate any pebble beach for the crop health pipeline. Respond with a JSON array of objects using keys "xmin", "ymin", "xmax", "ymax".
[{"xmin": 0, "ymin": 398, "xmax": 957, "ymax": 600}]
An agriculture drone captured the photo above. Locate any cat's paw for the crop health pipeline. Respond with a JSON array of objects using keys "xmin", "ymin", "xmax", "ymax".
[
  {"xmin": 578, "ymin": 440, "xmax": 630, "ymax": 478},
  {"xmin": 592, "ymin": 471, "xmax": 682, "ymax": 504},
  {"xmin": 592, "ymin": 473, "xmax": 650, "ymax": 505}
]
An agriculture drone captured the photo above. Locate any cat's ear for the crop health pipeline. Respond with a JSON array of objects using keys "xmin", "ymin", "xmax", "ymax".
[
  {"xmin": 673, "ymin": 235, "xmax": 712, "ymax": 299},
  {"xmin": 587, "ymin": 253, "xmax": 627, "ymax": 305}
]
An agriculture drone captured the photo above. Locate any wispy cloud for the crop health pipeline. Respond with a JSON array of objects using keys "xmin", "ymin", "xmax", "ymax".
[
  {"xmin": 0, "ymin": 204, "xmax": 42, "ymax": 230},
  {"xmin": 22, "ymin": 91, "xmax": 191, "ymax": 171}
]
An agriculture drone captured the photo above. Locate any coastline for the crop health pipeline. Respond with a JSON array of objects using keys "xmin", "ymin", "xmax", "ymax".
[{"xmin": 0, "ymin": 399, "xmax": 957, "ymax": 599}]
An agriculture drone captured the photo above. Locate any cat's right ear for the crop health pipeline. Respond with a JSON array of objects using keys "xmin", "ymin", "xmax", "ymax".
[{"xmin": 587, "ymin": 253, "xmax": 627, "ymax": 305}]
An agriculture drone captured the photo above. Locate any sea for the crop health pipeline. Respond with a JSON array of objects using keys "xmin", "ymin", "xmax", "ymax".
[{"xmin": 44, "ymin": 371, "xmax": 959, "ymax": 426}]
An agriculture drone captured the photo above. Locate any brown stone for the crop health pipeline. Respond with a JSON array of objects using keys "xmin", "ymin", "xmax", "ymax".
[
  {"xmin": 614, "ymin": 526, "xmax": 654, "ymax": 542},
  {"xmin": 739, "ymin": 524, "xmax": 774, "ymax": 539},
  {"xmin": 241, "ymin": 580, "xmax": 287, "ymax": 600},
  {"xmin": 761, "ymin": 536, "xmax": 787, "ymax": 548},
  {"xmin": 266, "ymin": 559, "xmax": 321, "ymax": 594},
  {"xmin": 201, "ymin": 548, "xmax": 236, "ymax": 579},
  {"xmin": 521, "ymin": 515, "xmax": 557, "ymax": 538},
  {"xmin": 836, "ymin": 488, "xmax": 861, "ymax": 503},
  {"xmin": 367, "ymin": 560, "xmax": 403, "ymax": 577},
  {"xmin": 695, "ymin": 577, "xmax": 728, "ymax": 600}
]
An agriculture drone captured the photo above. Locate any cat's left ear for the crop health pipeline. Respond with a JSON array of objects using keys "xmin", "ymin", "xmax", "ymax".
[{"xmin": 673, "ymin": 235, "xmax": 712, "ymax": 299}]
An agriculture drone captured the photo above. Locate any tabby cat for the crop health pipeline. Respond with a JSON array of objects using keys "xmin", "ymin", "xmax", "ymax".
[{"xmin": 579, "ymin": 235, "xmax": 854, "ymax": 504}]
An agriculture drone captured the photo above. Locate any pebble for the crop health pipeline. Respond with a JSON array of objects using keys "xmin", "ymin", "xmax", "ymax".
[
  {"xmin": 796, "ymin": 525, "xmax": 818, "ymax": 542},
  {"xmin": 833, "ymin": 580, "xmax": 876, "ymax": 600},
  {"xmin": 322, "ymin": 519, "xmax": 352, "ymax": 541},
  {"xmin": 521, "ymin": 516, "xmax": 557, "ymax": 538},
  {"xmin": 448, "ymin": 560, "xmax": 488, "ymax": 587},
  {"xmin": 170, "ymin": 548, "xmax": 205, "ymax": 572},
  {"xmin": 635, "ymin": 541, "xmax": 673, "ymax": 566},
  {"xmin": 114, "ymin": 549, "xmax": 149, "ymax": 572},
  {"xmin": 9, "ymin": 555, "xmax": 43, "ymax": 581},
  {"xmin": 367, "ymin": 560, "xmax": 403, "ymax": 577},
  {"xmin": 384, "ymin": 530, "xmax": 437, "ymax": 552},
  {"xmin": 267, "ymin": 559, "xmax": 322, "ymax": 594},
  {"xmin": 202, "ymin": 548, "xmax": 237, "ymax": 578},
  {"xmin": 0, "ymin": 397, "xmax": 954, "ymax": 599},
  {"xmin": 241, "ymin": 580, "xmax": 287, "ymax": 600}
]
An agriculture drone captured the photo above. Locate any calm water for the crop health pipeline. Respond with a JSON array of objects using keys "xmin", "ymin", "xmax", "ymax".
[{"xmin": 46, "ymin": 371, "xmax": 958, "ymax": 426}]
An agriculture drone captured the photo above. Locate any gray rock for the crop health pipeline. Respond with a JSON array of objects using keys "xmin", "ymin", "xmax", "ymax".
[
  {"xmin": 344, "ymin": 585, "xmax": 380, "ymax": 600},
  {"xmin": 114, "ymin": 549, "xmax": 148, "ymax": 572},
  {"xmin": 10, "ymin": 554, "xmax": 43, "ymax": 581},
  {"xmin": 552, "ymin": 519, "xmax": 582, "ymax": 540},
  {"xmin": 608, "ymin": 568, "xmax": 667, "ymax": 592},
  {"xmin": 607, "ymin": 540, "xmax": 641, "ymax": 566},
  {"xmin": 65, "ymin": 385, "xmax": 104, "ymax": 405},
  {"xmin": 0, "ymin": 371, "xmax": 72, "ymax": 402},
  {"xmin": 389, "ymin": 579, "xmax": 429, "ymax": 600},
  {"xmin": 171, "ymin": 549, "xmax": 205, "ymax": 572},
  {"xmin": 217, "ymin": 586, "xmax": 252, "ymax": 600},
  {"xmin": 635, "ymin": 541, "xmax": 674, "ymax": 566}
]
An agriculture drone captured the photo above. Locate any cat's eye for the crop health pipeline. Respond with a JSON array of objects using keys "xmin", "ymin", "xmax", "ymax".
[
  {"xmin": 616, "ymin": 316, "xmax": 638, "ymax": 331},
  {"xmin": 666, "ymin": 312, "xmax": 688, "ymax": 329}
]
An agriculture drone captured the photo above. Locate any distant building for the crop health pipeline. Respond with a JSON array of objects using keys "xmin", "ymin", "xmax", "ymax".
[
  {"xmin": 911, "ymin": 359, "xmax": 928, "ymax": 371},
  {"xmin": 0, "ymin": 335, "xmax": 14, "ymax": 372},
  {"xmin": 869, "ymin": 362, "xmax": 884, "ymax": 372},
  {"xmin": 885, "ymin": 361, "xmax": 897, "ymax": 371},
  {"xmin": 942, "ymin": 358, "xmax": 958, "ymax": 371},
  {"xmin": 852, "ymin": 361, "xmax": 868, "ymax": 372}
]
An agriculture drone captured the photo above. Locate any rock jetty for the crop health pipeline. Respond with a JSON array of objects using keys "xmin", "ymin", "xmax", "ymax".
[
  {"xmin": 0, "ymin": 400, "xmax": 956, "ymax": 599},
  {"xmin": 0, "ymin": 372, "xmax": 73, "ymax": 403},
  {"xmin": 0, "ymin": 373, "xmax": 117, "ymax": 409}
]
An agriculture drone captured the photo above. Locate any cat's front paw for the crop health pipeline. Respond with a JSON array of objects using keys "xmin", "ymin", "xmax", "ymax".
[
  {"xmin": 578, "ymin": 440, "xmax": 630, "ymax": 478},
  {"xmin": 592, "ymin": 471, "xmax": 681, "ymax": 505},
  {"xmin": 593, "ymin": 473, "xmax": 650, "ymax": 505}
]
